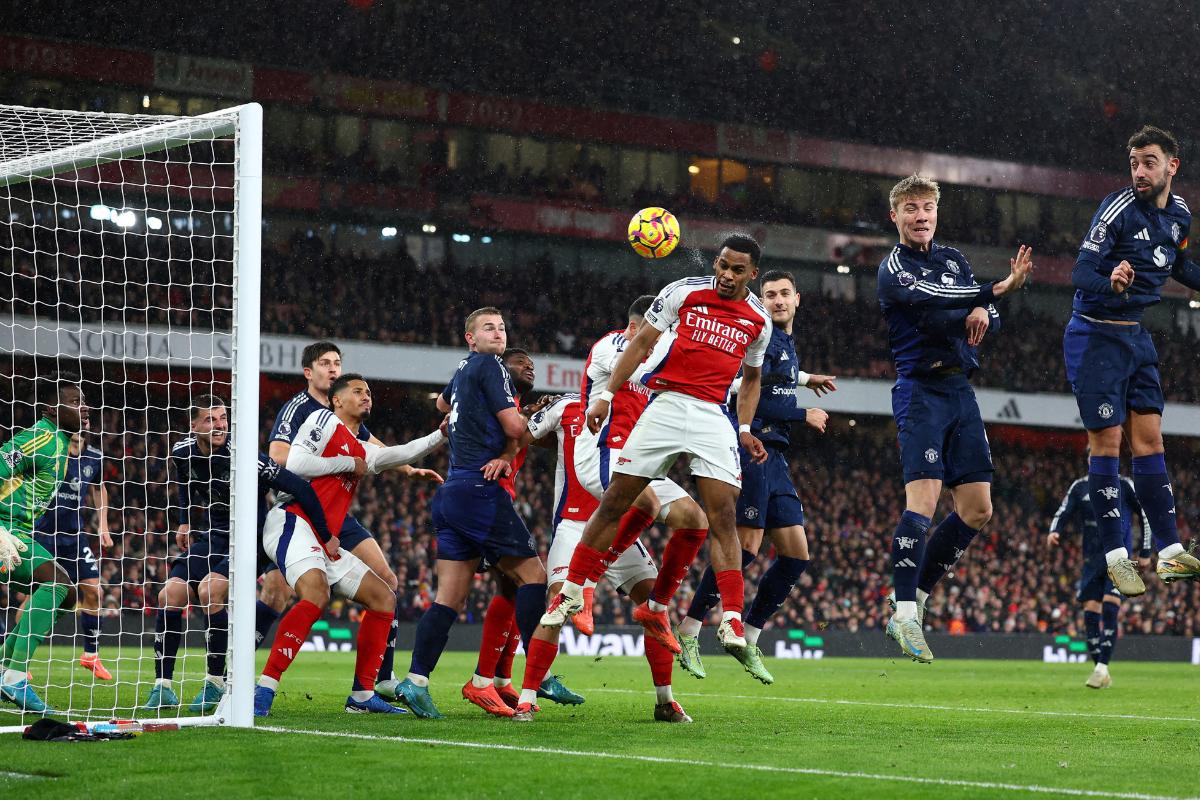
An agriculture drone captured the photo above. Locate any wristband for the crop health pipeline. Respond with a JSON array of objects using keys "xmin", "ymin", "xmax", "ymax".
[
  {"xmin": 738, "ymin": 424, "xmax": 751, "ymax": 434},
  {"xmin": 598, "ymin": 390, "xmax": 614, "ymax": 403},
  {"xmin": 797, "ymin": 370, "xmax": 811, "ymax": 387}
]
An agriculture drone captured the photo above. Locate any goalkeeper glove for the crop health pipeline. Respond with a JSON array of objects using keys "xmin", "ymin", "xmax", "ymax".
[{"xmin": 0, "ymin": 525, "xmax": 28, "ymax": 574}]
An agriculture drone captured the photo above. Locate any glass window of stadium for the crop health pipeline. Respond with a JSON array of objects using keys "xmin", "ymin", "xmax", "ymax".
[
  {"xmin": 618, "ymin": 149, "xmax": 650, "ymax": 200},
  {"xmin": 688, "ymin": 157, "xmax": 721, "ymax": 202},
  {"xmin": 775, "ymin": 166, "xmax": 816, "ymax": 212},
  {"xmin": 333, "ymin": 114, "xmax": 365, "ymax": 158},
  {"xmin": 369, "ymin": 119, "xmax": 411, "ymax": 174},
  {"xmin": 483, "ymin": 133, "xmax": 518, "ymax": 173},
  {"xmin": 148, "ymin": 94, "xmax": 182, "ymax": 115},
  {"xmin": 647, "ymin": 151, "xmax": 680, "ymax": 195},
  {"xmin": 518, "ymin": 136, "xmax": 549, "ymax": 176}
]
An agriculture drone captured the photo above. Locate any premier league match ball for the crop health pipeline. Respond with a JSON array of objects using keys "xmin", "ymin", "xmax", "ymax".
[{"xmin": 627, "ymin": 206, "xmax": 681, "ymax": 259}]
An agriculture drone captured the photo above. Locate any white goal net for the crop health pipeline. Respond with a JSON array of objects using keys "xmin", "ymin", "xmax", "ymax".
[{"xmin": 0, "ymin": 103, "xmax": 261, "ymax": 731}]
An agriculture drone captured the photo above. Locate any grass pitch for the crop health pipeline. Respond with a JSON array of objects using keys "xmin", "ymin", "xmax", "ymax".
[{"xmin": 3, "ymin": 650, "xmax": 1198, "ymax": 799}]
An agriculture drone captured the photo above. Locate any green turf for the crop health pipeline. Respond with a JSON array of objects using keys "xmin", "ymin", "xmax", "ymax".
[{"xmin": 2, "ymin": 650, "xmax": 1198, "ymax": 799}]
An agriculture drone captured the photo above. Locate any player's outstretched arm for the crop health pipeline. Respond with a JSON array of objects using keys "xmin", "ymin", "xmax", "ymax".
[
  {"xmin": 364, "ymin": 428, "xmax": 447, "ymax": 475},
  {"xmin": 91, "ymin": 481, "xmax": 113, "ymax": 549},
  {"xmin": 1171, "ymin": 254, "xmax": 1200, "ymax": 291},
  {"xmin": 992, "ymin": 245, "xmax": 1034, "ymax": 297},
  {"xmin": 586, "ymin": 322, "xmax": 662, "ymax": 433}
]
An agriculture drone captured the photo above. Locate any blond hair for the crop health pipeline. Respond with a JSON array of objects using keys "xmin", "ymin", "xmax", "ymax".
[
  {"xmin": 889, "ymin": 174, "xmax": 940, "ymax": 210},
  {"xmin": 465, "ymin": 306, "xmax": 504, "ymax": 334}
]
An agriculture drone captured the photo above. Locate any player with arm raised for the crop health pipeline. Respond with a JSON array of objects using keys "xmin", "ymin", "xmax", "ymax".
[
  {"xmin": 1046, "ymin": 470, "xmax": 1150, "ymax": 689},
  {"xmin": 0, "ymin": 372, "xmax": 86, "ymax": 713},
  {"xmin": 877, "ymin": 175, "xmax": 1032, "ymax": 663},
  {"xmin": 396, "ymin": 308, "xmax": 552, "ymax": 722},
  {"xmin": 541, "ymin": 234, "xmax": 773, "ymax": 664},
  {"xmin": 254, "ymin": 373, "xmax": 446, "ymax": 717},
  {"xmin": 678, "ymin": 269, "xmax": 836, "ymax": 684},
  {"xmin": 33, "ymin": 431, "xmax": 113, "ymax": 680},
  {"xmin": 145, "ymin": 395, "xmax": 233, "ymax": 713},
  {"xmin": 1064, "ymin": 125, "xmax": 1200, "ymax": 597},
  {"xmin": 262, "ymin": 341, "xmax": 440, "ymax": 701}
]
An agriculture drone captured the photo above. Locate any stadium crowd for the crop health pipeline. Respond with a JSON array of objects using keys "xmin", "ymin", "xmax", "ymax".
[{"xmin": 11, "ymin": 403, "xmax": 1199, "ymax": 640}]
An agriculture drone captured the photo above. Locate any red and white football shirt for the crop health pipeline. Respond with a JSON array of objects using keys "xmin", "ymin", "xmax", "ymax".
[
  {"xmin": 580, "ymin": 329, "xmax": 653, "ymax": 449},
  {"xmin": 527, "ymin": 393, "xmax": 599, "ymax": 524},
  {"xmin": 286, "ymin": 408, "xmax": 367, "ymax": 536},
  {"xmin": 640, "ymin": 276, "xmax": 771, "ymax": 403}
]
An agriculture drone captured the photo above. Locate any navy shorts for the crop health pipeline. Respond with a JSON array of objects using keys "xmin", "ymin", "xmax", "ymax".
[
  {"xmin": 892, "ymin": 374, "xmax": 993, "ymax": 486},
  {"xmin": 1063, "ymin": 314, "xmax": 1164, "ymax": 430},
  {"xmin": 432, "ymin": 479, "xmax": 537, "ymax": 564},
  {"xmin": 34, "ymin": 532, "xmax": 99, "ymax": 583},
  {"xmin": 169, "ymin": 537, "xmax": 230, "ymax": 585},
  {"xmin": 736, "ymin": 446, "xmax": 805, "ymax": 529}
]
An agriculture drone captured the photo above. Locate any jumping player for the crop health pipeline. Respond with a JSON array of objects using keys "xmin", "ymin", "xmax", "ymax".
[
  {"xmin": 542, "ymin": 234, "xmax": 773, "ymax": 664},
  {"xmin": 877, "ymin": 174, "xmax": 1032, "ymax": 663},
  {"xmin": 1064, "ymin": 124, "xmax": 1200, "ymax": 597},
  {"xmin": 254, "ymin": 374, "xmax": 446, "ymax": 716},
  {"xmin": 678, "ymin": 269, "xmax": 836, "ymax": 684}
]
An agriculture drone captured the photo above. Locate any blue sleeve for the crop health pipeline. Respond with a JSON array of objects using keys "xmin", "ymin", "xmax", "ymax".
[
  {"xmin": 756, "ymin": 388, "xmax": 808, "ymax": 422},
  {"xmin": 918, "ymin": 308, "xmax": 968, "ymax": 337},
  {"xmin": 479, "ymin": 357, "xmax": 518, "ymax": 417},
  {"xmin": 878, "ymin": 265, "xmax": 995, "ymax": 310},
  {"xmin": 1073, "ymin": 202, "xmax": 1124, "ymax": 295},
  {"xmin": 171, "ymin": 452, "xmax": 191, "ymax": 528},
  {"xmin": 271, "ymin": 465, "xmax": 334, "ymax": 544},
  {"xmin": 986, "ymin": 303, "xmax": 1001, "ymax": 334},
  {"xmin": 1170, "ymin": 255, "xmax": 1200, "ymax": 291},
  {"xmin": 441, "ymin": 380, "xmax": 453, "ymax": 405}
]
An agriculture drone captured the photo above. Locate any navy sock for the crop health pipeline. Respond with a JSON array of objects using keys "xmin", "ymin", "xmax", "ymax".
[
  {"xmin": 1083, "ymin": 609, "xmax": 1102, "ymax": 664},
  {"xmin": 206, "ymin": 611, "xmax": 228, "ymax": 678},
  {"xmin": 254, "ymin": 600, "xmax": 280, "ymax": 649},
  {"xmin": 376, "ymin": 600, "xmax": 402, "ymax": 684},
  {"xmin": 514, "ymin": 583, "xmax": 547, "ymax": 651},
  {"xmin": 745, "ymin": 556, "xmax": 809, "ymax": 629},
  {"xmin": 1088, "ymin": 456, "xmax": 1125, "ymax": 553},
  {"xmin": 154, "ymin": 610, "xmax": 183, "ymax": 681},
  {"xmin": 917, "ymin": 513, "xmax": 980, "ymax": 594},
  {"xmin": 1099, "ymin": 602, "xmax": 1119, "ymax": 665},
  {"xmin": 891, "ymin": 511, "xmax": 931, "ymax": 601},
  {"xmin": 686, "ymin": 549, "xmax": 755, "ymax": 622},
  {"xmin": 1132, "ymin": 453, "xmax": 1180, "ymax": 550},
  {"xmin": 408, "ymin": 602, "xmax": 457, "ymax": 678},
  {"xmin": 80, "ymin": 612, "xmax": 101, "ymax": 655}
]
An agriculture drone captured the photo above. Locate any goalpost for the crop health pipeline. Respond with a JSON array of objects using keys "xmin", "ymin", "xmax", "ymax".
[{"xmin": 0, "ymin": 103, "xmax": 261, "ymax": 731}]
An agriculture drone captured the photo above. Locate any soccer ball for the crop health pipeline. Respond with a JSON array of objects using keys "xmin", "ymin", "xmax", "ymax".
[{"xmin": 627, "ymin": 207, "xmax": 680, "ymax": 259}]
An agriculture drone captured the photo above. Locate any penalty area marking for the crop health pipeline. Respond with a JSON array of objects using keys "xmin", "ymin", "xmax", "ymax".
[
  {"xmin": 588, "ymin": 688, "xmax": 1200, "ymax": 725},
  {"xmin": 0, "ymin": 771, "xmax": 49, "ymax": 781},
  {"xmin": 260, "ymin": 726, "xmax": 1195, "ymax": 800}
]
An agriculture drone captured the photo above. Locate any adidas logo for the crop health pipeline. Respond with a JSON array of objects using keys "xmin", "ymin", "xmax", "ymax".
[
  {"xmin": 896, "ymin": 558, "xmax": 917, "ymax": 567},
  {"xmin": 1135, "ymin": 228, "xmax": 1150, "ymax": 241},
  {"xmin": 341, "ymin": 443, "xmax": 351, "ymax": 454},
  {"xmin": 1102, "ymin": 508, "xmax": 1122, "ymax": 518},
  {"xmin": 779, "ymin": 352, "xmax": 789, "ymax": 361},
  {"xmin": 996, "ymin": 398, "xmax": 1021, "ymax": 419}
]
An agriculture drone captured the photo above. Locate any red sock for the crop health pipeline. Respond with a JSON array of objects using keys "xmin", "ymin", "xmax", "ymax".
[
  {"xmin": 496, "ymin": 617, "xmax": 519, "ymax": 680},
  {"xmin": 644, "ymin": 635, "xmax": 674, "ymax": 687},
  {"xmin": 475, "ymin": 594, "xmax": 516, "ymax": 679},
  {"xmin": 353, "ymin": 609, "xmax": 392, "ymax": 691},
  {"xmin": 715, "ymin": 569, "xmax": 745, "ymax": 615},
  {"xmin": 521, "ymin": 637, "xmax": 560, "ymax": 691},
  {"xmin": 565, "ymin": 543, "xmax": 605, "ymax": 586},
  {"xmin": 593, "ymin": 507, "xmax": 657, "ymax": 580},
  {"xmin": 263, "ymin": 599, "xmax": 322, "ymax": 681},
  {"xmin": 651, "ymin": 528, "xmax": 708, "ymax": 605}
]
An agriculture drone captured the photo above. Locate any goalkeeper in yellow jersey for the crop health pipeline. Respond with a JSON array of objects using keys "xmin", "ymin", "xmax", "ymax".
[{"xmin": 0, "ymin": 373, "xmax": 87, "ymax": 713}]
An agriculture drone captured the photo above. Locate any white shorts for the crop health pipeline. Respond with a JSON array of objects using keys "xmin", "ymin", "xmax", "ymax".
[
  {"xmin": 614, "ymin": 392, "xmax": 742, "ymax": 488},
  {"xmin": 262, "ymin": 507, "xmax": 370, "ymax": 599},
  {"xmin": 574, "ymin": 425, "xmax": 690, "ymax": 517},
  {"xmin": 546, "ymin": 519, "xmax": 657, "ymax": 594}
]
